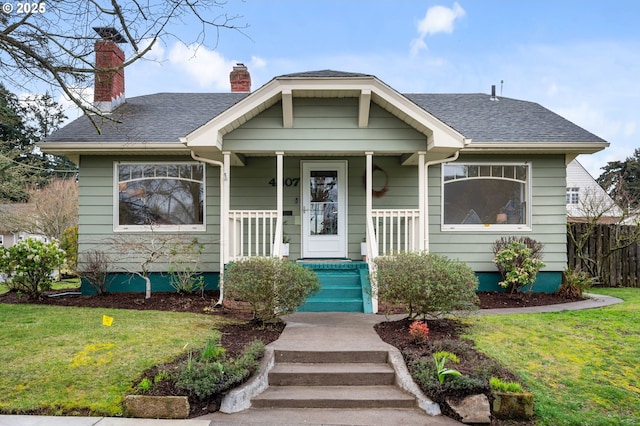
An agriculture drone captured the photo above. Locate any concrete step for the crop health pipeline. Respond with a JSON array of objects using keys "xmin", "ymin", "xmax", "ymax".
[
  {"xmin": 298, "ymin": 298, "xmax": 363, "ymax": 312},
  {"xmin": 274, "ymin": 349, "xmax": 388, "ymax": 364},
  {"xmin": 269, "ymin": 362, "xmax": 395, "ymax": 386},
  {"xmin": 251, "ymin": 385, "xmax": 416, "ymax": 409},
  {"xmin": 313, "ymin": 285, "xmax": 362, "ymax": 299}
]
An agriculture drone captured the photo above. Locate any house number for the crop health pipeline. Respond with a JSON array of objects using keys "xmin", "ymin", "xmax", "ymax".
[{"xmin": 268, "ymin": 178, "xmax": 299, "ymax": 187}]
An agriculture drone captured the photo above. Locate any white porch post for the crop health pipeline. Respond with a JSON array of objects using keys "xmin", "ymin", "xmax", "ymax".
[
  {"xmin": 222, "ymin": 152, "xmax": 231, "ymax": 264},
  {"xmin": 365, "ymin": 151, "xmax": 373, "ymax": 242},
  {"xmin": 418, "ymin": 151, "xmax": 426, "ymax": 251},
  {"xmin": 274, "ymin": 152, "xmax": 284, "ymax": 256}
]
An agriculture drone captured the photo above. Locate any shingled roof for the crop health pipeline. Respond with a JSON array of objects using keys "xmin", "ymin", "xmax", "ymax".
[{"xmin": 45, "ymin": 73, "xmax": 606, "ymax": 145}]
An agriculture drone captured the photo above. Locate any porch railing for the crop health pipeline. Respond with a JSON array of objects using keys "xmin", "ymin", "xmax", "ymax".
[
  {"xmin": 228, "ymin": 210, "xmax": 279, "ymax": 261},
  {"xmin": 371, "ymin": 209, "xmax": 420, "ymax": 256}
]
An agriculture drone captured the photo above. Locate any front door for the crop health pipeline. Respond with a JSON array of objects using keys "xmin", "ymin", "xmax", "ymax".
[{"xmin": 301, "ymin": 161, "xmax": 348, "ymax": 258}]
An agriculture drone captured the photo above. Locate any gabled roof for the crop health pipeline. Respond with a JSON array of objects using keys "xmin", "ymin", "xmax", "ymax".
[{"xmin": 43, "ymin": 70, "xmax": 608, "ymax": 158}]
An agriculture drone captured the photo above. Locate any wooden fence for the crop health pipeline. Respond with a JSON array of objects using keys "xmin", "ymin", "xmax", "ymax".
[{"xmin": 567, "ymin": 223, "xmax": 640, "ymax": 287}]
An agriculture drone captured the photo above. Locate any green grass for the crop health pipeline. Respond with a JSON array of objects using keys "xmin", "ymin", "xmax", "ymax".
[
  {"xmin": 0, "ymin": 304, "xmax": 236, "ymax": 416},
  {"xmin": 0, "ymin": 277, "xmax": 80, "ymax": 294},
  {"xmin": 465, "ymin": 288, "xmax": 640, "ymax": 426}
]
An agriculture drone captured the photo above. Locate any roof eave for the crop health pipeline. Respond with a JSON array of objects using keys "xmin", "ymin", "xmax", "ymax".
[
  {"xmin": 38, "ymin": 142, "xmax": 191, "ymax": 156},
  {"xmin": 461, "ymin": 141, "xmax": 609, "ymax": 154}
]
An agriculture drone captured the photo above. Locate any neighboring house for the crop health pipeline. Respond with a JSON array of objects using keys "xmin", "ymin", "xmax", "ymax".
[
  {"xmin": 40, "ymin": 33, "xmax": 609, "ymax": 311},
  {"xmin": 0, "ymin": 203, "xmax": 47, "ymax": 248},
  {"xmin": 566, "ymin": 159, "xmax": 622, "ymax": 223}
]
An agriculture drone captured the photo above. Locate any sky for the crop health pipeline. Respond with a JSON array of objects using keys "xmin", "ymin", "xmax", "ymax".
[{"xmin": 65, "ymin": 0, "xmax": 640, "ymax": 178}]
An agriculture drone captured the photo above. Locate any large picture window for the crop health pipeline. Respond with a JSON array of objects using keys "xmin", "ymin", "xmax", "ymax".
[
  {"xmin": 115, "ymin": 162, "xmax": 205, "ymax": 231},
  {"xmin": 442, "ymin": 163, "xmax": 531, "ymax": 231}
]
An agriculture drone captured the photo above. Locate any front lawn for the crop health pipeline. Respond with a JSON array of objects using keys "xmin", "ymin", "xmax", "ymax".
[
  {"xmin": 465, "ymin": 288, "xmax": 640, "ymax": 426},
  {"xmin": 0, "ymin": 304, "xmax": 236, "ymax": 416}
]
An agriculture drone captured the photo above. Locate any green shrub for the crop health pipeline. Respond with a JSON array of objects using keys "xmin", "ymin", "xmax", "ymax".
[
  {"xmin": 0, "ymin": 238, "xmax": 66, "ymax": 299},
  {"xmin": 224, "ymin": 257, "xmax": 321, "ymax": 323},
  {"xmin": 558, "ymin": 267, "xmax": 594, "ymax": 298},
  {"xmin": 176, "ymin": 339, "xmax": 265, "ymax": 400},
  {"xmin": 373, "ymin": 251, "xmax": 479, "ymax": 318},
  {"xmin": 492, "ymin": 237, "xmax": 545, "ymax": 293},
  {"xmin": 167, "ymin": 238, "xmax": 206, "ymax": 295}
]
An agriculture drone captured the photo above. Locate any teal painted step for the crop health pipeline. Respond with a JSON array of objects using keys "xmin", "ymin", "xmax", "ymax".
[{"xmin": 297, "ymin": 262, "xmax": 371, "ymax": 313}]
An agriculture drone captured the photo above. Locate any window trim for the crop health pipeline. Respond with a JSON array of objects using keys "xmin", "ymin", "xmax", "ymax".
[
  {"xmin": 113, "ymin": 161, "xmax": 206, "ymax": 233},
  {"xmin": 440, "ymin": 161, "xmax": 532, "ymax": 232},
  {"xmin": 566, "ymin": 187, "xmax": 580, "ymax": 205}
]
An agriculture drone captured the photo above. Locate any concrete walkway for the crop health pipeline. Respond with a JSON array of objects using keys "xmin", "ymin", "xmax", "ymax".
[{"xmin": 0, "ymin": 293, "xmax": 623, "ymax": 426}]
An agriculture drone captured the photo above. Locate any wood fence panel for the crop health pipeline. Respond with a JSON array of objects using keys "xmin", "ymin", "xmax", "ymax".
[{"xmin": 567, "ymin": 223, "xmax": 640, "ymax": 287}]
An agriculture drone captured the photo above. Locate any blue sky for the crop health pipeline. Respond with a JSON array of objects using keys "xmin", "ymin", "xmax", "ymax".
[{"xmin": 71, "ymin": 0, "xmax": 640, "ymax": 178}]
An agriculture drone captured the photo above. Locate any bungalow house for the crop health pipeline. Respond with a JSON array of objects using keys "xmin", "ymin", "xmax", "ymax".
[{"xmin": 41, "ymin": 33, "xmax": 609, "ymax": 312}]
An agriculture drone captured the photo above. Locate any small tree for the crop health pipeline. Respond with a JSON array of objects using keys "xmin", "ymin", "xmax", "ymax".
[
  {"xmin": 224, "ymin": 257, "xmax": 321, "ymax": 323},
  {"xmin": 0, "ymin": 238, "xmax": 66, "ymax": 299},
  {"xmin": 373, "ymin": 251, "xmax": 479, "ymax": 319}
]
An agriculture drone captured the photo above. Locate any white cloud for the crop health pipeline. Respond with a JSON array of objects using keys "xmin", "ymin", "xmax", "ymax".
[
  {"xmin": 136, "ymin": 38, "xmax": 166, "ymax": 63},
  {"xmin": 411, "ymin": 2, "xmax": 465, "ymax": 56},
  {"xmin": 168, "ymin": 41, "xmax": 235, "ymax": 89}
]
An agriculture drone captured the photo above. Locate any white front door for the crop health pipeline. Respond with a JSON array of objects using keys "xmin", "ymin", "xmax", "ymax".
[{"xmin": 301, "ymin": 161, "xmax": 348, "ymax": 258}]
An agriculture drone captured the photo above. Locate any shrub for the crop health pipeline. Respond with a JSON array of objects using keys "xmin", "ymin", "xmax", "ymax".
[
  {"xmin": 0, "ymin": 238, "xmax": 66, "ymax": 299},
  {"xmin": 408, "ymin": 320, "xmax": 429, "ymax": 343},
  {"xmin": 176, "ymin": 339, "xmax": 265, "ymax": 400},
  {"xmin": 493, "ymin": 240, "xmax": 545, "ymax": 294},
  {"xmin": 558, "ymin": 267, "xmax": 594, "ymax": 298},
  {"xmin": 224, "ymin": 257, "xmax": 321, "ymax": 323},
  {"xmin": 373, "ymin": 251, "xmax": 479, "ymax": 319},
  {"xmin": 79, "ymin": 249, "xmax": 111, "ymax": 295},
  {"xmin": 167, "ymin": 238, "xmax": 206, "ymax": 295}
]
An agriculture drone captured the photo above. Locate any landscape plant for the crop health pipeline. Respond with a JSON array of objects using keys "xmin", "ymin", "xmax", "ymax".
[
  {"xmin": 557, "ymin": 267, "xmax": 595, "ymax": 298},
  {"xmin": 493, "ymin": 239, "xmax": 545, "ymax": 293},
  {"xmin": 167, "ymin": 238, "xmax": 206, "ymax": 295},
  {"xmin": 489, "ymin": 376, "xmax": 525, "ymax": 393},
  {"xmin": 408, "ymin": 320, "xmax": 429, "ymax": 343},
  {"xmin": 0, "ymin": 238, "xmax": 66, "ymax": 299},
  {"xmin": 373, "ymin": 251, "xmax": 479, "ymax": 318},
  {"xmin": 79, "ymin": 249, "xmax": 112, "ymax": 295},
  {"xmin": 224, "ymin": 257, "xmax": 321, "ymax": 323},
  {"xmin": 175, "ymin": 337, "xmax": 264, "ymax": 401}
]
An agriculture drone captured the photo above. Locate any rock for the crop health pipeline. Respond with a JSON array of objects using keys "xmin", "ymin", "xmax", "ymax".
[
  {"xmin": 446, "ymin": 394, "xmax": 491, "ymax": 424},
  {"xmin": 492, "ymin": 391, "xmax": 534, "ymax": 420},
  {"xmin": 123, "ymin": 395, "xmax": 190, "ymax": 419}
]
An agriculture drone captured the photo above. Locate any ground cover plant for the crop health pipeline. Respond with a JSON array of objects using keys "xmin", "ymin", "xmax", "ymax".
[{"xmin": 465, "ymin": 288, "xmax": 639, "ymax": 426}]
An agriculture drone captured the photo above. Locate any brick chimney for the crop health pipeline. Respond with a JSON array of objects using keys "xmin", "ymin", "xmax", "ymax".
[
  {"xmin": 230, "ymin": 63, "xmax": 251, "ymax": 92},
  {"xmin": 93, "ymin": 27, "xmax": 126, "ymax": 112}
]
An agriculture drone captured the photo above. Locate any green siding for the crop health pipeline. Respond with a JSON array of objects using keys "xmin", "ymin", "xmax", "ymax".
[
  {"xmin": 77, "ymin": 155, "xmax": 221, "ymax": 283},
  {"xmin": 224, "ymin": 99, "xmax": 427, "ymax": 153},
  {"xmin": 428, "ymin": 154, "xmax": 567, "ymax": 276}
]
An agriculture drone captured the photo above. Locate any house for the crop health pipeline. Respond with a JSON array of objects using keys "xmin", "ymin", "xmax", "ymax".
[
  {"xmin": 0, "ymin": 203, "xmax": 48, "ymax": 248},
  {"xmin": 566, "ymin": 159, "xmax": 622, "ymax": 223},
  {"xmin": 41, "ymin": 32, "xmax": 609, "ymax": 312}
]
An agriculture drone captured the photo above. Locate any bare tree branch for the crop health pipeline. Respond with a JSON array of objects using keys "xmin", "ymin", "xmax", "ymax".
[{"xmin": 1, "ymin": 0, "xmax": 246, "ymax": 131}]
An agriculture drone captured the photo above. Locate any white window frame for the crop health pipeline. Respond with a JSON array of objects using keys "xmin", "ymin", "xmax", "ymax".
[
  {"xmin": 114, "ymin": 161, "xmax": 206, "ymax": 233},
  {"xmin": 566, "ymin": 187, "xmax": 580, "ymax": 205},
  {"xmin": 441, "ymin": 162, "xmax": 532, "ymax": 232}
]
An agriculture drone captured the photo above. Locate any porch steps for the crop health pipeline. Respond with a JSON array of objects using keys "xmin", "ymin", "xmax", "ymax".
[
  {"xmin": 252, "ymin": 349, "xmax": 416, "ymax": 409},
  {"xmin": 296, "ymin": 262, "xmax": 371, "ymax": 313}
]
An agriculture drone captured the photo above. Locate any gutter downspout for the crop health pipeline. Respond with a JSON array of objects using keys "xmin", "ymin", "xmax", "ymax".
[
  {"xmin": 190, "ymin": 150, "xmax": 226, "ymax": 307},
  {"xmin": 424, "ymin": 150, "xmax": 460, "ymax": 252}
]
